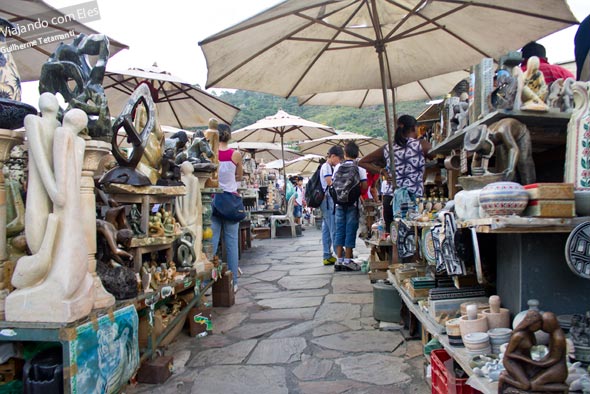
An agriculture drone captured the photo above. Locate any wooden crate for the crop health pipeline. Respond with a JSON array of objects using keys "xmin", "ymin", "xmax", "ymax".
[
  {"xmin": 524, "ymin": 183, "xmax": 574, "ymax": 200},
  {"xmin": 524, "ymin": 200, "xmax": 575, "ymax": 218},
  {"xmin": 252, "ymin": 227, "xmax": 271, "ymax": 239},
  {"xmin": 369, "ymin": 270, "xmax": 389, "ymax": 281}
]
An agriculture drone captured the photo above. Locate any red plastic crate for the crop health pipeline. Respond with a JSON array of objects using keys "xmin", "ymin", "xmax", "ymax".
[{"xmin": 430, "ymin": 349, "xmax": 482, "ymax": 394}]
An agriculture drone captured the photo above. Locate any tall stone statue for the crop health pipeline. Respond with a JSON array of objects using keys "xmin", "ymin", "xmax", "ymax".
[
  {"xmin": 175, "ymin": 162, "xmax": 207, "ymax": 269},
  {"xmin": 204, "ymin": 118, "xmax": 220, "ymax": 188},
  {"xmin": 6, "ymin": 105, "xmax": 95, "ymax": 323}
]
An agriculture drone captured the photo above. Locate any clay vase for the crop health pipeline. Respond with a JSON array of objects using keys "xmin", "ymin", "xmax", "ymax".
[
  {"xmin": 482, "ymin": 295, "xmax": 510, "ymax": 329},
  {"xmin": 460, "ymin": 304, "xmax": 489, "ymax": 341},
  {"xmin": 479, "ymin": 181, "xmax": 529, "ymax": 216},
  {"xmin": 512, "ymin": 299, "xmax": 549, "ymax": 345}
]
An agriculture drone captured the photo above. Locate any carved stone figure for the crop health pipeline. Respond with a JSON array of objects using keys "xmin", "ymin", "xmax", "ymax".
[
  {"xmin": 547, "ymin": 78, "xmax": 575, "ymax": 113},
  {"xmin": 95, "ymin": 219, "xmax": 137, "ymax": 300},
  {"xmin": 463, "ymin": 118, "xmax": 536, "ymax": 185},
  {"xmin": 99, "ymin": 84, "xmax": 157, "ymax": 186},
  {"xmin": 204, "ymin": 118, "xmax": 220, "ymax": 188},
  {"xmin": 499, "ymin": 310, "xmax": 568, "ymax": 393},
  {"xmin": 148, "ymin": 212, "xmax": 165, "ymax": 238},
  {"xmin": 39, "ymin": 34, "xmax": 112, "ymax": 140},
  {"xmin": 520, "ymin": 56, "xmax": 549, "ymax": 112},
  {"xmin": 158, "ymin": 147, "xmax": 182, "ymax": 186},
  {"xmin": 128, "ymin": 204, "xmax": 144, "ymax": 237},
  {"xmin": 489, "ymin": 69, "xmax": 519, "ymax": 111},
  {"xmin": 135, "ymin": 103, "xmax": 165, "ymax": 185},
  {"xmin": 4, "ymin": 145, "xmax": 26, "ymax": 237},
  {"xmin": 6, "ymin": 107, "xmax": 95, "ymax": 323},
  {"xmin": 176, "ymin": 131, "xmax": 216, "ymax": 168},
  {"xmin": 175, "ymin": 161, "xmax": 206, "ymax": 268}
]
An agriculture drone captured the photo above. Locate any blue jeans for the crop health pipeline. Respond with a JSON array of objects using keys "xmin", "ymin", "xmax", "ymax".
[
  {"xmin": 335, "ymin": 204, "xmax": 359, "ymax": 249},
  {"xmin": 320, "ymin": 196, "xmax": 336, "ymax": 259},
  {"xmin": 293, "ymin": 205, "xmax": 302, "ymax": 218},
  {"xmin": 211, "ymin": 215, "xmax": 239, "ymax": 285}
]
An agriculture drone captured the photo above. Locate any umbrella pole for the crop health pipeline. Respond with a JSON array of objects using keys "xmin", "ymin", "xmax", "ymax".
[
  {"xmin": 376, "ymin": 45, "xmax": 395, "ymax": 180},
  {"xmin": 281, "ymin": 133, "xmax": 287, "ymax": 210}
]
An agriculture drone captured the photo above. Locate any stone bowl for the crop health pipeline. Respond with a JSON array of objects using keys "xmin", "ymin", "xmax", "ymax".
[
  {"xmin": 574, "ymin": 191, "xmax": 590, "ymax": 216},
  {"xmin": 458, "ymin": 173, "xmax": 505, "ymax": 191},
  {"xmin": 0, "ymin": 98, "xmax": 37, "ymax": 130},
  {"xmin": 574, "ymin": 344, "xmax": 590, "ymax": 363}
]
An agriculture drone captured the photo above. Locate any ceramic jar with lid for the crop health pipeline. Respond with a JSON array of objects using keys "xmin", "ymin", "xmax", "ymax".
[
  {"xmin": 479, "ymin": 181, "xmax": 529, "ymax": 216},
  {"xmin": 513, "ymin": 299, "xmax": 549, "ymax": 345}
]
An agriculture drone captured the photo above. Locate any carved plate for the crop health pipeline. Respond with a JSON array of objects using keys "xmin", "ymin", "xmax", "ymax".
[
  {"xmin": 565, "ymin": 222, "xmax": 590, "ymax": 279},
  {"xmin": 421, "ymin": 228, "xmax": 437, "ymax": 265}
]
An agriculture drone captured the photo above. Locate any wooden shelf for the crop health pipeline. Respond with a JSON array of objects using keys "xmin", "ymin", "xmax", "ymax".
[
  {"xmin": 387, "ymin": 271, "xmax": 497, "ymax": 394},
  {"xmin": 130, "ymin": 236, "xmax": 177, "ymax": 249},
  {"xmin": 429, "ymin": 110, "xmax": 571, "ymax": 156}
]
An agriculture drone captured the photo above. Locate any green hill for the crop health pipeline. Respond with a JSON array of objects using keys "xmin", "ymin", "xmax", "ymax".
[{"xmin": 214, "ymin": 90, "xmax": 430, "ymax": 140}]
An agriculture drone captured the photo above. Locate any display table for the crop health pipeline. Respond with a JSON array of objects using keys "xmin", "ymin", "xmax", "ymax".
[{"xmin": 0, "ymin": 304, "xmax": 139, "ymax": 394}]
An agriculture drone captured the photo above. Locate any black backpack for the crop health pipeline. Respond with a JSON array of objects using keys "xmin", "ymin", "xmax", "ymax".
[
  {"xmin": 329, "ymin": 161, "xmax": 361, "ymax": 206},
  {"xmin": 305, "ymin": 162, "xmax": 327, "ymax": 208}
]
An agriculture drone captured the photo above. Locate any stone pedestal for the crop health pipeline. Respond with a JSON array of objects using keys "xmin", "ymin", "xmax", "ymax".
[
  {"xmin": 0, "ymin": 129, "xmax": 24, "ymax": 261},
  {"xmin": 83, "ymin": 140, "xmax": 115, "ymax": 309},
  {"xmin": 201, "ymin": 188, "xmax": 219, "ymax": 261}
]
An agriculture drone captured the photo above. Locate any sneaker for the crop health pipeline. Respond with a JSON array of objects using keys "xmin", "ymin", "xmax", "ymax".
[
  {"xmin": 234, "ymin": 285, "xmax": 239, "ymax": 293},
  {"xmin": 323, "ymin": 256, "xmax": 337, "ymax": 266},
  {"xmin": 341, "ymin": 260, "xmax": 361, "ymax": 271},
  {"xmin": 334, "ymin": 261, "xmax": 343, "ymax": 272}
]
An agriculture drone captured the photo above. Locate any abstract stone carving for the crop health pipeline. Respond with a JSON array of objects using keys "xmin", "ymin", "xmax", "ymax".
[
  {"xmin": 6, "ymin": 102, "xmax": 95, "ymax": 323},
  {"xmin": 39, "ymin": 34, "xmax": 112, "ymax": 141},
  {"xmin": 99, "ymin": 83, "xmax": 156, "ymax": 186}
]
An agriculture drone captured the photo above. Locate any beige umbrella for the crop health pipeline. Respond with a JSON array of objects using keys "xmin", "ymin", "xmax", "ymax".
[
  {"xmin": 299, "ymin": 131, "xmax": 386, "ymax": 157},
  {"xmin": 267, "ymin": 154, "xmax": 324, "ymax": 176},
  {"xmin": 298, "ymin": 70, "xmax": 469, "ymax": 108},
  {"xmin": 103, "ymin": 64, "xmax": 240, "ymax": 128},
  {"xmin": 229, "ymin": 141, "xmax": 302, "ymax": 162},
  {"xmin": 200, "ymin": 0, "xmax": 577, "ymax": 173},
  {"xmin": 1, "ymin": 1, "xmax": 127, "ymax": 82},
  {"xmin": 232, "ymin": 109, "xmax": 335, "ymax": 183}
]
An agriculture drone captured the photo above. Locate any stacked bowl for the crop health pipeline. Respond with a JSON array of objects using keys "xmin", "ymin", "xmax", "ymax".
[
  {"xmin": 487, "ymin": 328, "xmax": 512, "ymax": 354},
  {"xmin": 463, "ymin": 332, "xmax": 491, "ymax": 356}
]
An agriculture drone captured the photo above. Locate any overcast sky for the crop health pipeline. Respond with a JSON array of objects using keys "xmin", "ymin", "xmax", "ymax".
[{"xmin": 21, "ymin": 0, "xmax": 590, "ymax": 105}]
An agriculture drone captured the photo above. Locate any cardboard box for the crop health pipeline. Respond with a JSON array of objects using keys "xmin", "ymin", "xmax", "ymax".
[
  {"xmin": 524, "ymin": 199, "xmax": 575, "ymax": 217},
  {"xmin": 188, "ymin": 306, "xmax": 213, "ymax": 336},
  {"xmin": 213, "ymin": 271, "xmax": 235, "ymax": 307},
  {"xmin": 524, "ymin": 183, "xmax": 574, "ymax": 200},
  {"xmin": 137, "ymin": 355, "xmax": 173, "ymax": 384}
]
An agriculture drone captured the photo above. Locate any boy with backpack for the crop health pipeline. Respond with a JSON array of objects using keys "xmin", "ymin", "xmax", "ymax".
[{"xmin": 331, "ymin": 142, "xmax": 368, "ymax": 271}]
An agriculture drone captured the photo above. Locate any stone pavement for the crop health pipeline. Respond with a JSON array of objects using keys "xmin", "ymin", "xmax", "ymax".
[{"xmin": 127, "ymin": 227, "xmax": 429, "ymax": 394}]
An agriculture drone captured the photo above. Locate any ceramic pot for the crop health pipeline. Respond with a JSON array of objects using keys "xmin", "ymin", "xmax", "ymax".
[
  {"xmin": 479, "ymin": 181, "xmax": 529, "ymax": 216},
  {"xmin": 512, "ymin": 299, "xmax": 549, "ymax": 345},
  {"xmin": 460, "ymin": 313, "xmax": 489, "ymax": 340},
  {"xmin": 488, "ymin": 327, "xmax": 512, "ymax": 354}
]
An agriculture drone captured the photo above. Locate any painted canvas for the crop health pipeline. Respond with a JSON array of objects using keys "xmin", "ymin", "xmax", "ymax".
[{"xmin": 72, "ymin": 305, "xmax": 139, "ymax": 393}]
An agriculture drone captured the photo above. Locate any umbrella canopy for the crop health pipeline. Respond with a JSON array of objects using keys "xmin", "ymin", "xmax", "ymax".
[
  {"xmin": 267, "ymin": 154, "xmax": 323, "ymax": 176},
  {"xmin": 232, "ymin": 109, "xmax": 335, "ymax": 184},
  {"xmin": 1, "ymin": 1, "xmax": 128, "ymax": 82},
  {"xmin": 103, "ymin": 64, "xmax": 240, "ymax": 128},
  {"xmin": 298, "ymin": 70, "xmax": 469, "ymax": 108},
  {"xmin": 298, "ymin": 131, "xmax": 386, "ymax": 157},
  {"xmin": 200, "ymin": 0, "xmax": 577, "ymax": 172},
  {"xmin": 229, "ymin": 141, "xmax": 302, "ymax": 162}
]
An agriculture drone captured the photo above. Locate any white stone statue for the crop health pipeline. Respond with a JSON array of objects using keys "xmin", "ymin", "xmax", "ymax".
[
  {"xmin": 6, "ymin": 105, "xmax": 95, "ymax": 322},
  {"xmin": 176, "ymin": 161, "xmax": 207, "ymax": 269}
]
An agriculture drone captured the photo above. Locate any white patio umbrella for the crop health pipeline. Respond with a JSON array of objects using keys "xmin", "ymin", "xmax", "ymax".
[
  {"xmin": 298, "ymin": 70, "xmax": 469, "ymax": 108},
  {"xmin": 200, "ymin": 0, "xmax": 577, "ymax": 174},
  {"xmin": 103, "ymin": 64, "xmax": 240, "ymax": 128},
  {"xmin": 267, "ymin": 154, "xmax": 323, "ymax": 176},
  {"xmin": 232, "ymin": 109, "xmax": 335, "ymax": 184},
  {"xmin": 229, "ymin": 141, "xmax": 302, "ymax": 162},
  {"xmin": 298, "ymin": 131, "xmax": 386, "ymax": 157},
  {"xmin": 1, "ymin": 1, "xmax": 128, "ymax": 82}
]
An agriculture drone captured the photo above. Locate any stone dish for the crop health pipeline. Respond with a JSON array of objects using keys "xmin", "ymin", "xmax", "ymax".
[{"xmin": 0, "ymin": 98, "xmax": 37, "ymax": 130}]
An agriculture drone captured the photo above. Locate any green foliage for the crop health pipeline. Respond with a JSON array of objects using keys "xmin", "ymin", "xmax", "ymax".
[{"xmin": 213, "ymin": 90, "xmax": 430, "ymax": 140}]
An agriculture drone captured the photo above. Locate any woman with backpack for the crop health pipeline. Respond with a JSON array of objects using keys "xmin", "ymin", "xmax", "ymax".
[{"xmin": 332, "ymin": 142, "xmax": 368, "ymax": 271}]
